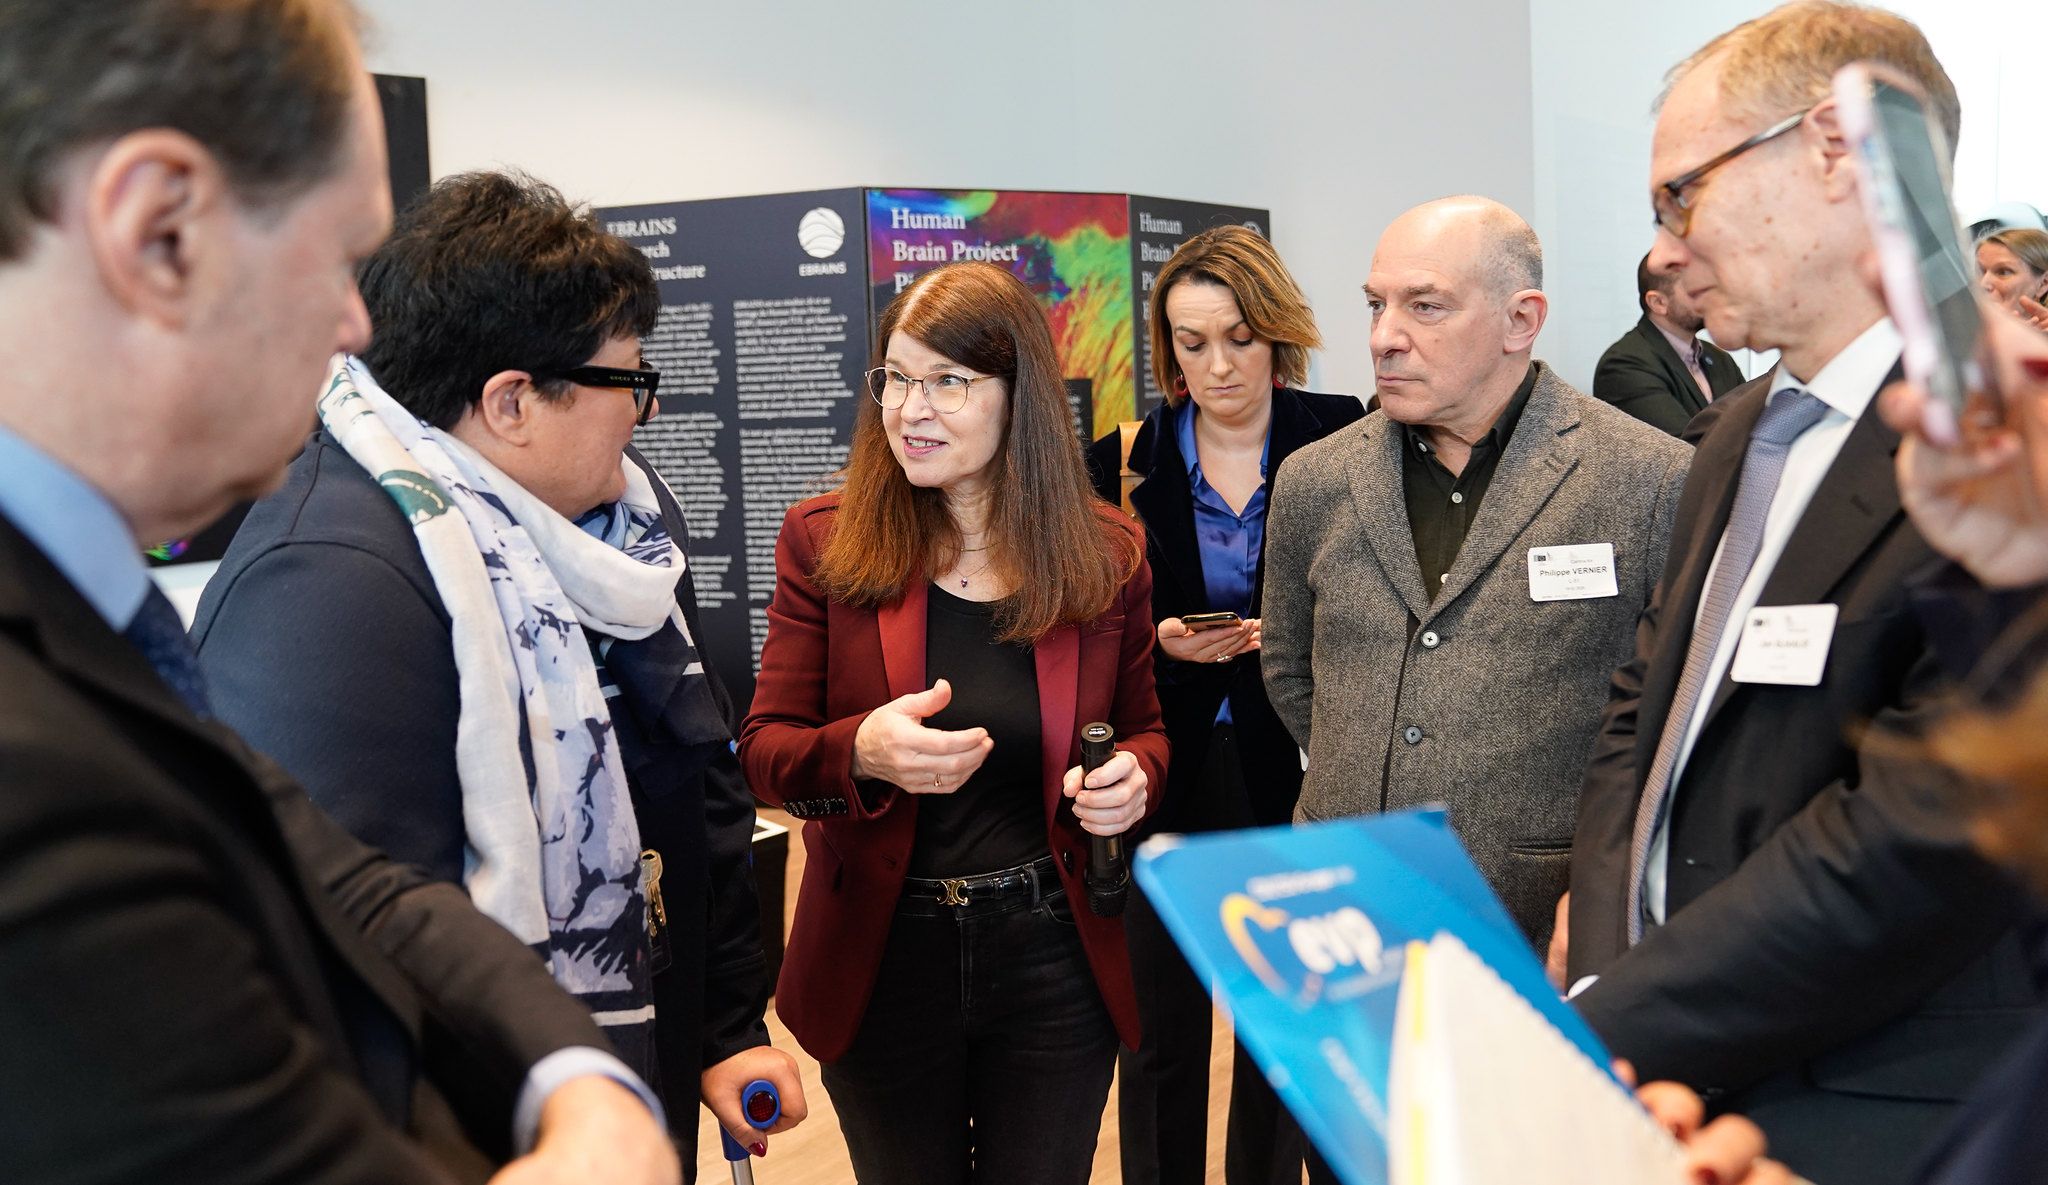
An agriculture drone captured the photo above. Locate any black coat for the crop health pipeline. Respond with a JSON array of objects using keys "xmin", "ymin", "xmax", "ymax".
[
  {"xmin": 1568, "ymin": 373, "xmax": 2044, "ymax": 1179},
  {"xmin": 1084, "ymin": 388, "xmax": 1366, "ymax": 829},
  {"xmin": 0, "ymin": 512, "xmax": 612, "ymax": 1184},
  {"xmin": 191, "ymin": 430, "xmax": 770, "ymax": 1158},
  {"xmin": 1591, "ymin": 314, "xmax": 1743, "ymax": 436}
]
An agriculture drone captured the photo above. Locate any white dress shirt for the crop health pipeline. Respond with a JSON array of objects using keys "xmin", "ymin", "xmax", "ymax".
[{"xmin": 1647, "ymin": 318, "xmax": 1902, "ymax": 922}]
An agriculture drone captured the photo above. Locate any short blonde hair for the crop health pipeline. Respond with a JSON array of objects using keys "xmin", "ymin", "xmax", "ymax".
[
  {"xmin": 1149, "ymin": 225, "xmax": 1321, "ymax": 406},
  {"xmin": 1666, "ymin": 1, "xmax": 1960, "ymax": 161}
]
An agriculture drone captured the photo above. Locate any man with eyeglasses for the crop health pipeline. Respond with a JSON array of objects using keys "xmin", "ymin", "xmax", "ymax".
[{"xmin": 1562, "ymin": 4, "xmax": 2045, "ymax": 1180}]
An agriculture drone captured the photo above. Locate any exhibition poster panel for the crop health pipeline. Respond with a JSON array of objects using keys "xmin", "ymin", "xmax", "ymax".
[
  {"xmin": 600, "ymin": 189, "xmax": 868, "ymax": 710},
  {"xmin": 867, "ymin": 188, "xmax": 1131, "ymax": 438}
]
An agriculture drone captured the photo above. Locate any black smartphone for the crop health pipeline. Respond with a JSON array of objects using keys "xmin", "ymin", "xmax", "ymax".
[{"xmin": 1182, "ymin": 611, "xmax": 1243, "ymax": 631}]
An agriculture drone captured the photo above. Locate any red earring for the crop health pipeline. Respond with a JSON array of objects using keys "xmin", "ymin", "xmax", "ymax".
[
  {"xmin": 1173, "ymin": 374, "xmax": 1188, "ymax": 395},
  {"xmin": 1273, "ymin": 376, "xmax": 1283, "ymax": 389}
]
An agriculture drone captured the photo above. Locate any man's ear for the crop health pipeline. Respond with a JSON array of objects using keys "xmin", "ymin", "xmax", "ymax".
[
  {"xmin": 1805, "ymin": 97, "xmax": 1858, "ymax": 204},
  {"xmin": 1644, "ymin": 289, "xmax": 1670, "ymax": 321},
  {"xmin": 82, "ymin": 129, "xmax": 231, "ymax": 328},
  {"xmin": 1504, "ymin": 289, "xmax": 1550, "ymax": 354},
  {"xmin": 473, "ymin": 369, "xmax": 542, "ymax": 447}
]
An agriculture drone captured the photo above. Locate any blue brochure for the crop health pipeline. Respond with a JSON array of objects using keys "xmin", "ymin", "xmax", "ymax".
[{"xmin": 1134, "ymin": 809, "xmax": 1653, "ymax": 1185}]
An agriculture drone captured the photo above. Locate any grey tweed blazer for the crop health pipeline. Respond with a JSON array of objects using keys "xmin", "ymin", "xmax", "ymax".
[{"xmin": 1260, "ymin": 361, "xmax": 1692, "ymax": 942}]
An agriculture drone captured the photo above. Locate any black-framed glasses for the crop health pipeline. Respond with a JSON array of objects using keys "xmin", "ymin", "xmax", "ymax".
[
  {"xmin": 864, "ymin": 366, "xmax": 998, "ymax": 414},
  {"xmin": 1652, "ymin": 108, "xmax": 1809, "ymax": 238},
  {"xmin": 532, "ymin": 363, "xmax": 661, "ymax": 426}
]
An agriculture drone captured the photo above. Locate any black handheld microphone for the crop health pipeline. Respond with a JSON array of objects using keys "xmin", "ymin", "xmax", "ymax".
[{"xmin": 1080, "ymin": 721, "xmax": 1129, "ymax": 917}]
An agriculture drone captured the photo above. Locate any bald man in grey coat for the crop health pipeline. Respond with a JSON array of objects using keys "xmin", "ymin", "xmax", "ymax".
[{"xmin": 1261, "ymin": 197, "xmax": 1691, "ymax": 944}]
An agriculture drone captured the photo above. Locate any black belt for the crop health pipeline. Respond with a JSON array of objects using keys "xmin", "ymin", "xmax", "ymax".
[{"xmin": 898, "ymin": 855, "xmax": 1062, "ymax": 916}]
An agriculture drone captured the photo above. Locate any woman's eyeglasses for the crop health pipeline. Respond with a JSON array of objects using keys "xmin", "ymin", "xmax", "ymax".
[{"xmin": 532, "ymin": 363, "xmax": 661, "ymax": 426}]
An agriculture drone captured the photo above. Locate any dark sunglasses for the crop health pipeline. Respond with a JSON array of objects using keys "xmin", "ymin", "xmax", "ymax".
[{"xmin": 531, "ymin": 363, "xmax": 661, "ymax": 426}]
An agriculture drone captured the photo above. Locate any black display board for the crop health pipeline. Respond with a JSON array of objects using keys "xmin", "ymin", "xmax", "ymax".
[
  {"xmin": 374, "ymin": 74, "xmax": 431, "ymax": 215},
  {"xmin": 599, "ymin": 190, "xmax": 870, "ymax": 709},
  {"xmin": 1128, "ymin": 195, "xmax": 1272, "ymax": 413}
]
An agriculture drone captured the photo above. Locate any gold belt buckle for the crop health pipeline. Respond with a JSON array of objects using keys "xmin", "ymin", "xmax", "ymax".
[{"xmin": 937, "ymin": 878, "xmax": 971, "ymax": 907}]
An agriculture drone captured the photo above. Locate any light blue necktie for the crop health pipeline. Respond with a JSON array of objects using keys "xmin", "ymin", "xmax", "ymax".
[{"xmin": 1626, "ymin": 388, "xmax": 1828, "ymax": 944}]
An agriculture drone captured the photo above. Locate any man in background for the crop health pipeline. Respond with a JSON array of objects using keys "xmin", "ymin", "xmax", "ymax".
[{"xmin": 1592, "ymin": 251, "xmax": 1743, "ymax": 435}]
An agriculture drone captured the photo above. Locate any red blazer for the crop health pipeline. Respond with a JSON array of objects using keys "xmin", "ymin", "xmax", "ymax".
[{"xmin": 739, "ymin": 493, "xmax": 1169, "ymax": 1062}]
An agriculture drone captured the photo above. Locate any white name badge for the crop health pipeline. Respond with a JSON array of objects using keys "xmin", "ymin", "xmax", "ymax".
[
  {"xmin": 1729, "ymin": 604, "xmax": 1838, "ymax": 686},
  {"xmin": 1526, "ymin": 543, "xmax": 1619, "ymax": 602}
]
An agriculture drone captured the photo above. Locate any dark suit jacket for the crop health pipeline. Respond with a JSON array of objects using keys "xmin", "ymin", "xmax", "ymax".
[
  {"xmin": 1906, "ymin": 576, "xmax": 2048, "ymax": 1184},
  {"xmin": 737, "ymin": 494, "xmax": 1169, "ymax": 1062},
  {"xmin": 0, "ymin": 514, "xmax": 612, "ymax": 1184},
  {"xmin": 189, "ymin": 431, "xmax": 770, "ymax": 1153},
  {"xmin": 1082, "ymin": 388, "xmax": 1365, "ymax": 830},
  {"xmin": 1591, "ymin": 314, "xmax": 1742, "ymax": 436},
  {"xmin": 1568, "ymin": 373, "xmax": 2044, "ymax": 1171}
]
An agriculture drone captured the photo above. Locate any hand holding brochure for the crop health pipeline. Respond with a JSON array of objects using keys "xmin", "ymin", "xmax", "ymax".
[{"xmin": 1132, "ymin": 809, "xmax": 1690, "ymax": 1185}]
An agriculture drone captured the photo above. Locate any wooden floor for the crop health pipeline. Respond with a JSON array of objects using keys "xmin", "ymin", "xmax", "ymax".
[{"xmin": 692, "ymin": 809, "xmax": 1279, "ymax": 1185}]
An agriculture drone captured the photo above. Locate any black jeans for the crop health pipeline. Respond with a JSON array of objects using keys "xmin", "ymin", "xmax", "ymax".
[
  {"xmin": 821, "ymin": 875, "xmax": 1117, "ymax": 1185},
  {"xmin": 1120, "ymin": 725, "xmax": 1305, "ymax": 1185}
]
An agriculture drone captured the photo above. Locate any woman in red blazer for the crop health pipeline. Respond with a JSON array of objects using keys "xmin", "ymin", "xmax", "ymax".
[{"xmin": 740, "ymin": 261, "xmax": 1168, "ymax": 1184}]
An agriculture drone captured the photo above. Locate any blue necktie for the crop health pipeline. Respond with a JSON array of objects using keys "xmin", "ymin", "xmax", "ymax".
[
  {"xmin": 123, "ymin": 583, "xmax": 212, "ymax": 718},
  {"xmin": 1626, "ymin": 388, "xmax": 1828, "ymax": 944}
]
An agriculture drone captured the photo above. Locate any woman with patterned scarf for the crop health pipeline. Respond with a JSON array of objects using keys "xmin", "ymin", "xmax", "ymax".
[{"xmin": 190, "ymin": 170, "xmax": 805, "ymax": 1174}]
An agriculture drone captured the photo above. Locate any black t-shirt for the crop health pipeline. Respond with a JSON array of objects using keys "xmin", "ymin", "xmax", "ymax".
[{"xmin": 908, "ymin": 584, "xmax": 1047, "ymax": 878}]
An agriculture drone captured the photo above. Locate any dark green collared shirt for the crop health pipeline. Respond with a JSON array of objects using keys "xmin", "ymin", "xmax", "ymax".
[{"xmin": 1401, "ymin": 363, "xmax": 1538, "ymax": 599}]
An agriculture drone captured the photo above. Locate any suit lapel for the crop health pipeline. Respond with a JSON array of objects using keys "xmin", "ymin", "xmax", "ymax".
[
  {"xmin": 1638, "ymin": 317, "xmax": 1707, "ymax": 417},
  {"xmin": 1428, "ymin": 365, "xmax": 1578, "ymax": 616},
  {"xmin": 1630, "ymin": 378, "xmax": 1768, "ymax": 784},
  {"xmin": 1034, "ymin": 624, "xmax": 1080, "ymax": 821},
  {"xmin": 1124, "ymin": 412, "xmax": 1209, "ymax": 615},
  {"xmin": 1345, "ymin": 416, "xmax": 1432, "ymax": 621},
  {"xmin": 1703, "ymin": 344, "xmax": 1745, "ymax": 397},
  {"xmin": 876, "ymin": 582, "xmax": 929, "ymax": 703},
  {"xmin": 1697, "ymin": 383, "xmax": 1905, "ymax": 726}
]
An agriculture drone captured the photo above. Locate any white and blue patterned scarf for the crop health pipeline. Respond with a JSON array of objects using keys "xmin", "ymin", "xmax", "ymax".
[{"xmin": 316, "ymin": 356, "xmax": 699, "ymax": 1051}]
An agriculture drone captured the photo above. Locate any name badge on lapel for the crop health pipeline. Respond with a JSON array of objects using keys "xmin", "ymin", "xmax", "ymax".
[
  {"xmin": 1730, "ymin": 604, "xmax": 1838, "ymax": 686},
  {"xmin": 1526, "ymin": 543, "xmax": 1619, "ymax": 602}
]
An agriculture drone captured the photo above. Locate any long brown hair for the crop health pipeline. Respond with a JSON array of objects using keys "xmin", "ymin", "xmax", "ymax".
[
  {"xmin": 814, "ymin": 262, "xmax": 1139, "ymax": 642},
  {"xmin": 1150, "ymin": 225, "xmax": 1322, "ymax": 406}
]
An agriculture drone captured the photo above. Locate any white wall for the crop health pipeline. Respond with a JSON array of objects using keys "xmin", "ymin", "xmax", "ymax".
[
  {"xmin": 356, "ymin": 0, "xmax": 1536, "ymax": 400},
  {"xmin": 1886, "ymin": 0, "xmax": 2048, "ymax": 221},
  {"xmin": 1527, "ymin": 0, "xmax": 1776, "ymax": 390}
]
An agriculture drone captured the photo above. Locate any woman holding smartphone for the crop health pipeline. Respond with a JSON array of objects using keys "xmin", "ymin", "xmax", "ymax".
[
  {"xmin": 1085, "ymin": 225, "xmax": 1364, "ymax": 1185},
  {"xmin": 741, "ymin": 261, "xmax": 1167, "ymax": 1184}
]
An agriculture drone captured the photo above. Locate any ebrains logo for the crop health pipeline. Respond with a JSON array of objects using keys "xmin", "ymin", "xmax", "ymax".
[
  {"xmin": 1221, "ymin": 888, "xmax": 1386, "ymax": 1006},
  {"xmin": 1242, "ymin": 220, "xmax": 1266, "ymax": 236},
  {"xmin": 797, "ymin": 208, "xmax": 845, "ymax": 259}
]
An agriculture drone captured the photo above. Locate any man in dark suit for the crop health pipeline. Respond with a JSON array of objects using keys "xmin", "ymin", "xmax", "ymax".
[
  {"xmin": 1592, "ymin": 252, "xmax": 1745, "ymax": 434},
  {"xmin": 0, "ymin": 3, "xmax": 677, "ymax": 1182},
  {"xmin": 1564, "ymin": 6, "xmax": 2044, "ymax": 1183}
]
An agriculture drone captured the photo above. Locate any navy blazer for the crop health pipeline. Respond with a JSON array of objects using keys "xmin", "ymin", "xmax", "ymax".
[
  {"xmin": 191, "ymin": 430, "xmax": 770, "ymax": 1153},
  {"xmin": 1084, "ymin": 388, "xmax": 1366, "ymax": 828}
]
